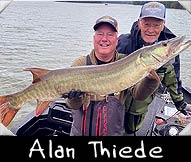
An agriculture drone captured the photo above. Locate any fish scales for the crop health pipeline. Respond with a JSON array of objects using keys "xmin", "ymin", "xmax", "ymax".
[{"xmin": 0, "ymin": 36, "xmax": 191, "ymax": 126}]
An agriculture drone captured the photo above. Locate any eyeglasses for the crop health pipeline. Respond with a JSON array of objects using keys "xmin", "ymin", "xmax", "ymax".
[{"xmin": 141, "ymin": 21, "xmax": 163, "ymax": 29}]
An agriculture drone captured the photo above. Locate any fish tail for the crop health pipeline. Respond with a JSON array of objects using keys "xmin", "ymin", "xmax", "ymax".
[{"xmin": 0, "ymin": 96, "xmax": 19, "ymax": 126}]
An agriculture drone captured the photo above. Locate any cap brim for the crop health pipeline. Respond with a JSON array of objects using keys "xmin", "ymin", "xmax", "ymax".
[
  {"xmin": 93, "ymin": 22, "xmax": 117, "ymax": 32},
  {"xmin": 139, "ymin": 15, "xmax": 165, "ymax": 20}
]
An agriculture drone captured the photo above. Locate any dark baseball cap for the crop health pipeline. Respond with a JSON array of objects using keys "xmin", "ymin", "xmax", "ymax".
[
  {"xmin": 139, "ymin": 2, "xmax": 166, "ymax": 20},
  {"xmin": 93, "ymin": 16, "xmax": 118, "ymax": 32}
]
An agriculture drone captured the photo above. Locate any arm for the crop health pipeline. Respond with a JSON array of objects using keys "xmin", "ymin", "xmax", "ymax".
[
  {"xmin": 161, "ymin": 65, "xmax": 187, "ymax": 112},
  {"xmin": 131, "ymin": 70, "xmax": 160, "ymax": 101},
  {"xmin": 173, "ymin": 55, "xmax": 182, "ymax": 94},
  {"xmin": 123, "ymin": 70, "xmax": 160, "ymax": 134},
  {"xmin": 162, "ymin": 65, "xmax": 184, "ymax": 103}
]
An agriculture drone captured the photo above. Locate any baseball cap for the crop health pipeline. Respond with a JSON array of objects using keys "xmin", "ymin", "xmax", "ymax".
[
  {"xmin": 93, "ymin": 16, "xmax": 118, "ymax": 32},
  {"xmin": 139, "ymin": 2, "xmax": 166, "ymax": 20}
]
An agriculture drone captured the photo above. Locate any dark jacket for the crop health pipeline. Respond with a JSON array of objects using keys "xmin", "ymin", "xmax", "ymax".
[{"xmin": 116, "ymin": 21, "xmax": 184, "ymax": 133}]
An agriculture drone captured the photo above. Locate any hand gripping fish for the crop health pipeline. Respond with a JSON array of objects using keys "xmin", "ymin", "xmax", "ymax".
[{"xmin": 0, "ymin": 36, "xmax": 191, "ymax": 126}]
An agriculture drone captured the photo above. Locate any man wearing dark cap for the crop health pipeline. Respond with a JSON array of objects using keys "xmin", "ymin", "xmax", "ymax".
[
  {"xmin": 64, "ymin": 15, "xmax": 160, "ymax": 136},
  {"xmin": 117, "ymin": 1, "xmax": 191, "ymax": 135}
]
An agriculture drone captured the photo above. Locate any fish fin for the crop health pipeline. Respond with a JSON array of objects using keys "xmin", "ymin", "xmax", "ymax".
[
  {"xmin": 24, "ymin": 68, "xmax": 50, "ymax": 84},
  {"xmin": 35, "ymin": 100, "xmax": 52, "ymax": 117},
  {"xmin": 0, "ymin": 96, "xmax": 18, "ymax": 126}
]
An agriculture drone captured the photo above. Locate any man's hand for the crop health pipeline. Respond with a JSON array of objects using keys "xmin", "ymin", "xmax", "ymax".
[{"xmin": 62, "ymin": 89, "xmax": 84, "ymax": 99}]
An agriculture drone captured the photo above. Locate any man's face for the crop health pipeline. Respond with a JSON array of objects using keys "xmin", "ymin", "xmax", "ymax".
[
  {"xmin": 138, "ymin": 17, "xmax": 165, "ymax": 45},
  {"xmin": 93, "ymin": 24, "xmax": 118, "ymax": 60}
]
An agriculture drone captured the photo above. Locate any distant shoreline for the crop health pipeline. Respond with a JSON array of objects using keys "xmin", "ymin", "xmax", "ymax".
[
  {"xmin": 55, "ymin": 1, "xmax": 137, "ymax": 4},
  {"xmin": 55, "ymin": 1, "xmax": 185, "ymax": 10}
]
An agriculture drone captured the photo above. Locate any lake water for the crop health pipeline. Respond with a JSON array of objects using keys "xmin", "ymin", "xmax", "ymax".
[{"xmin": 0, "ymin": 1, "xmax": 191, "ymax": 128}]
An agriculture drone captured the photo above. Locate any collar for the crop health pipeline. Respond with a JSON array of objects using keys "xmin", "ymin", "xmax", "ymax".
[{"xmin": 90, "ymin": 50, "xmax": 119, "ymax": 65}]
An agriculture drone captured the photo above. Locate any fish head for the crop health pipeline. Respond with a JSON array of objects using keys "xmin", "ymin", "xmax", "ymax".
[{"xmin": 139, "ymin": 36, "xmax": 191, "ymax": 69}]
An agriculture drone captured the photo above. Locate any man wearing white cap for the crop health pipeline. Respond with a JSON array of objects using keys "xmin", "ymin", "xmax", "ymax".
[{"xmin": 117, "ymin": 1, "xmax": 191, "ymax": 135}]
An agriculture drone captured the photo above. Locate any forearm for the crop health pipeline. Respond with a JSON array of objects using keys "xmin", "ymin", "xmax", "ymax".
[
  {"xmin": 132, "ymin": 74, "xmax": 159, "ymax": 100},
  {"xmin": 168, "ymin": 84, "xmax": 184, "ymax": 102},
  {"xmin": 163, "ymin": 65, "xmax": 184, "ymax": 102}
]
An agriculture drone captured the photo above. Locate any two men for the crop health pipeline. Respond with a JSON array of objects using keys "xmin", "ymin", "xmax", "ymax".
[{"xmin": 65, "ymin": 2, "xmax": 190, "ymax": 136}]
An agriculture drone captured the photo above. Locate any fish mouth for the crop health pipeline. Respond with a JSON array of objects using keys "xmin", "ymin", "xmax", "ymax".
[
  {"xmin": 159, "ymin": 36, "xmax": 191, "ymax": 62},
  {"xmin": 177, "ymin": 40, "xmax": 191, "ymax": 53},
  {"xmin": 168, "ymin": 35, "xmax": 185, "ymax": 47},
  {"xmin": 150, "ymin": 36, "xmax": 191, "ymax": 66},
  {"xmin": 150, "ymin": 37, "xmax": 184, "ymax": 63},
  {"xmin": 168, "ymin": 36, "xmax": 191, "ymax": 55}
]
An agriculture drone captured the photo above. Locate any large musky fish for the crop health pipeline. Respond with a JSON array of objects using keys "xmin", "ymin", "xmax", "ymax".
[{"xmin": 0, "ymin": 36, "xmax": 191, "ymax": 126}]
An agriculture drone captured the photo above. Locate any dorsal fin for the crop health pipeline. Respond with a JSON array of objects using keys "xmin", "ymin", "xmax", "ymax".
[{"xmin": 24, "ymin": 68, "xmax": 50, "ymax": 83}]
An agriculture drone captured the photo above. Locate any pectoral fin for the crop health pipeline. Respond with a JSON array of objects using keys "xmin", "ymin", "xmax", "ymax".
[{"xmin": 35, "ymin": 100, "xmax": 52, "ymax": 117}]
